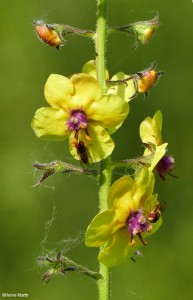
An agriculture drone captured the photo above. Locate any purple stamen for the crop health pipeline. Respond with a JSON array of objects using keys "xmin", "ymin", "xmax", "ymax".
[
  {"xmin": 127, "ymin": 210, "xmax": 152, "ymax": 245},
  {"xmin": 66, "ymin": 109, "xmax": 88, "ymax": 131},
  {"xmin": 156, "ymin": 155, "xmax": 175, "ymax": 181}
]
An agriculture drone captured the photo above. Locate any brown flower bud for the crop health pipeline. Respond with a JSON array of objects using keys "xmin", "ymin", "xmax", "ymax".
[
  {"xmin": 136, "ymin": 62, "xmax": 163, "ymax": 98},
  {"xmin": 33, "ymin": 20, "xmax": 65, "ymax": 50}
]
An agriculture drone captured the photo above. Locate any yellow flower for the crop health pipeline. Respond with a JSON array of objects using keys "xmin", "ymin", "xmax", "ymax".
[
  {"xmin": 85, "ymin": 168, "xmax": 162, "ymax": 266},
  {"xmin": 31, "ymin": 73, "xmax": 129, "ymax": 163},
  {"xmin": 139, "ymin": 110, "xmax": 168, "ymax": 171}
]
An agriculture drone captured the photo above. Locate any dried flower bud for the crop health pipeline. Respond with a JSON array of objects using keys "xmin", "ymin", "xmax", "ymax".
[
  {"xmin": 132, "ymin": 16, "xmax": 160, "ymax": 46},
  {"xmin": 33, "ymin": 20, "xmax": 66, "ymax": 50}
]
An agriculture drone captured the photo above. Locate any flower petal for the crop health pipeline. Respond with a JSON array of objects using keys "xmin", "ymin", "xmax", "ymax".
[
  {"xmin": 149, "ymin": 143, "xmax": 168, "ymax": 171},
  {"xmin": 133, "ymin": 168, "xmax": 155, "ymax": 207},
  {"xmin": 82, "ymin": 60, "xmax": 109, "ymax": 80},
  {"xmin": 87, "ymin": 94, "xmax": 129, "ymax": 128},
  {"xmin": 108, "ymin": 72, "xmax": 137, "ymax": 102},
  {"xmin": 108, "ymin": 176, "xmax": 135, "ymax": 211},
  {"xmin": 140, "ymin": 110, "xmax": 163, "ymax": 145},
  {"xmin": 98, "ymin": 227, "xmax": 139, "ymax": 267},
  {"xmin": 69, "ymin": 123, "xmax": 115, "ymax": 163},
  {"xmin": 85, "ymin": 210, "xmax": 123, "ymax": 247},
  {"xmin": 31, "ymin": 107, "xmax": 69, "ymax": 140},
  {"xmin": 108, "ymin": 169, "xmax": 155, "ymax": 214},
  {"xmin": 69, "ymin": 73, "xmax": 102, "ymax": 109},
  {"xmin": 44, "ymin": 74, "xmax": 74, "ymax": 109},
  {"xmin": 107, "ymin": 121, "xmax": 124, "ymax": 135}
]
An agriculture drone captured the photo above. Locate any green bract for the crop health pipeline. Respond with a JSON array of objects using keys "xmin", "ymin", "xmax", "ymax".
[
  {"xmin": 85, "ymin": 168, "xmax": 162, "ymax": 266},
  {"xmin": 140, "ymin": 110, "xmax": 168, "ymax": 170},
  {"xmin": 31, "ymin": 73, "xmax": 129, "ymax": 163}
]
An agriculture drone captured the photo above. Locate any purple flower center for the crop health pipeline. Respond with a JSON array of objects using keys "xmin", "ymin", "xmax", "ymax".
[
  {"xmin": 66, "ymin": 109, "xmax": 88, "ymax": 131},
  {"xmin": 156, "ymin": 155, "xmax": 174, "ymax": 174},
  {"xmin": 127, "ymin": 210, "xmax": 152, "ymax": 245}
]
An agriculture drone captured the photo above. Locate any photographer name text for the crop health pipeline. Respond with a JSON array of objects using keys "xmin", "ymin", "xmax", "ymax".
[{"xmin": 2, "ymin": 293, "xmax": 29, "ymax": 298}]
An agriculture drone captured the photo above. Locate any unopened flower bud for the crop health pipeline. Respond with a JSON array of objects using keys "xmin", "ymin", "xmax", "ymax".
[
  {"xmin": 136, "ymin": 62, "xmax": 163, "ymax": 98},
  {"xmin": 132, "ymin": 16, "xmax": 159, "ymax": 46},
  {"xmin": 33, "ymin": 20, "xmax": 65, "ymax": 50}
]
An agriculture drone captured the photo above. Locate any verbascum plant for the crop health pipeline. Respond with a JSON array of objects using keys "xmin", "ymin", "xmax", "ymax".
[{"xmin": 31, "ymin": 2, "xmax": 176, "ymax": 299}]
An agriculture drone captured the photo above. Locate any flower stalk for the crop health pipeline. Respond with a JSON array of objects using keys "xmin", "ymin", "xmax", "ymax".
[
  {"xmin": 33, "ymin": 160, "xmax": 98, "ymax": 186},
  {"xmin": 95, "ymin": 0, "xmax": 111, "ymax": 299},
  {"xmin": 38, "ymin": 253, "xmax": 101, "ymax": 282},
  {"xmin": 95, "ymin": 0, "xmax": 107, "ymax": 93}
]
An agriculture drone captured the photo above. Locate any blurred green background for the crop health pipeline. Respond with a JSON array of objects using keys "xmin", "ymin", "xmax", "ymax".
[{"xmin": 1, "ymin": 0, "xmax": 193, "ymax": 299}]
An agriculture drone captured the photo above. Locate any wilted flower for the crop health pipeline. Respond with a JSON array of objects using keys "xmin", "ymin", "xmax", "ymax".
[
  {"xmin": 85, "ymin": 168, "xmax": 162, "ymax": 266},
  {"xmin": 31, "ymin": 73, "xmax": 129, "ymax": 163}
]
